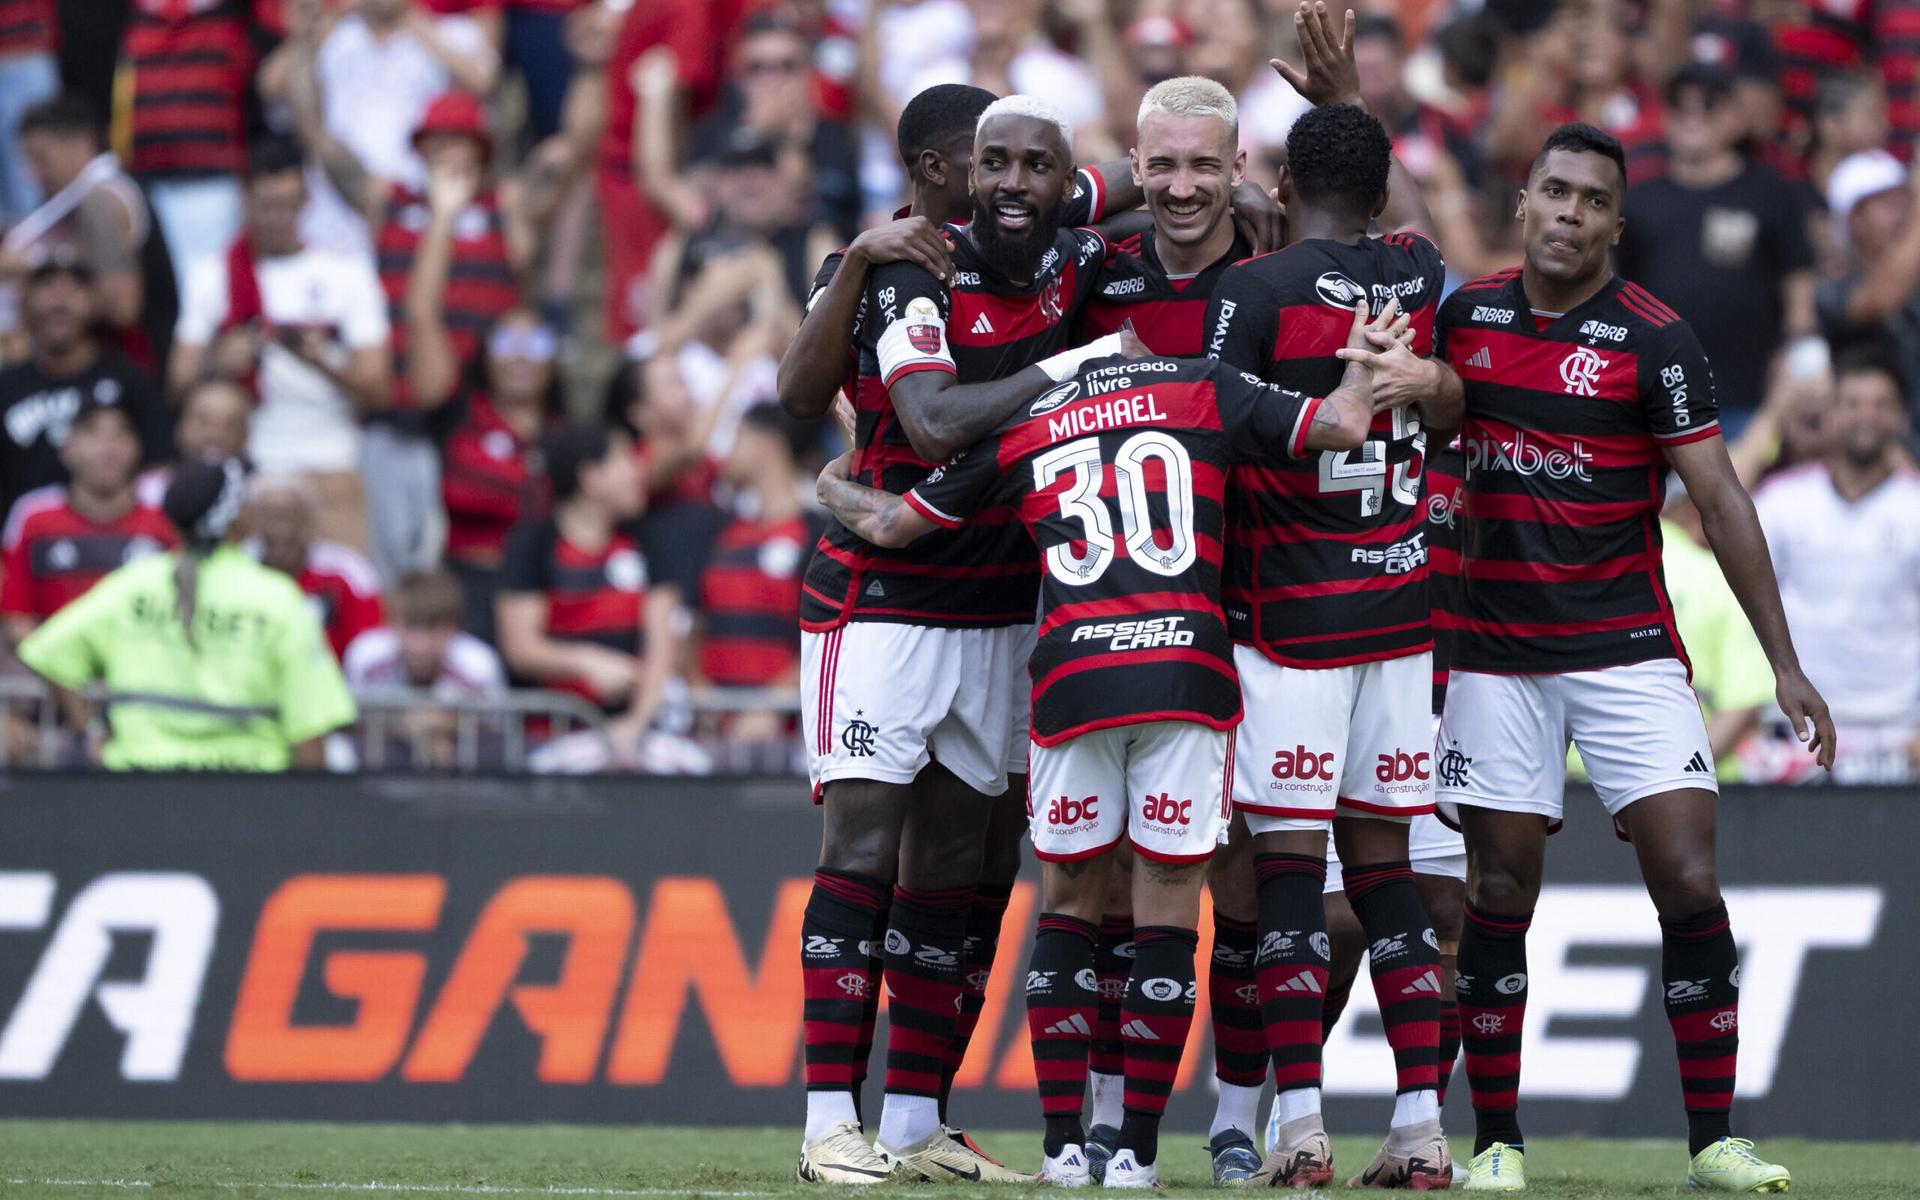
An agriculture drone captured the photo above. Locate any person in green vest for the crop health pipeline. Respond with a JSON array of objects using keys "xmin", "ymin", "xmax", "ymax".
[{"xmin": 18, "ymin": 457, "xmax": 356, "ymax": 770}]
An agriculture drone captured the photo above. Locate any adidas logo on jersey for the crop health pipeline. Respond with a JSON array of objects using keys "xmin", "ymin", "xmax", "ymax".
[
  {"xmin": 1464, "ymin": 347, "xmax": 1493, "ymax": 370},
  {"xmin": 1119, "ymin": 1019, "xmax": 1159, "ymax": 1041},
  {"xmin": 1684, "ymin": 751, "xmax": 1710, "ymax": 774},
  {"xmin": 865, "ymin": 579, "xmax": 886, "ymax": 597},
  {"xmin": 1042, "ymin": 1013, "xmax": 1093, "ymax": 1037},
  {"xmin": 971, "ymin": 313, "xmax": 995, "ymax": 335}
]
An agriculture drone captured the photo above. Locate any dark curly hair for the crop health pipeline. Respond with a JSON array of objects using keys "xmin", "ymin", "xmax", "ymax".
[{"xmin": 1285, "ymin": 103, "xmax": 1392, "ymax": 214}]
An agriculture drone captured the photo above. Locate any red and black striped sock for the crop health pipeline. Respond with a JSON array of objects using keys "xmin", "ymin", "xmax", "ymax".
[
  {"xmin": 1026, "ymin": 913, "xmax": 1100, "ymax": 1156},
  {"xmin": 1119, "ymin": 925, "xmax": 1199, "ymax": 1166},
  {"xmin": 1254, "ymin": 853, "xmax": 1329, "ymax": 1097},
  {"xmin": 883, "ymin": 884, "xmax": 973, "ymax": 1100},
  {"xmin": 1209, "ymin": 913, "xmax": 1266, "ymax": 1089},
  {"xmin": 1456, "ymin": 901, "xmax": 1531, "ymax": 1154},
  {"xmin": 1090, "ymin": 916, "xmax": 1133, "ymax": 1084},
  {"xmin": 940, "ymin": 883, "xmax": 1013, "ymax": 1119},
  {"xmin": 1661, "ymin": 901, "xmax": 1739, "ymax": 1155},
  {"xmin": 1343, "ymin": 860, "xmax": 1441, "ymax": 1096},
  {"xmin": 850, "ymin": 895, "xmax": 889, "ymax": 1127},
  {"xmin": 1436, "ymin": 998, "xmax": 1461, "ymax": 1107},
  {"xmin": 803, "ymin": 870, "xmax": 889, "ymax": 1105}
]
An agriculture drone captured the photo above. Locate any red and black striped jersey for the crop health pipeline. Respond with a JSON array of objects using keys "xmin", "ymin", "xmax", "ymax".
[
  {"xmin": 1077, "ymin": 227, "xmax": 1254, "ymax": 354},
  {"xmin": 698, "ymin": 512, "xmax": 821, "ymax": 687},
  {"xmin": 1202, "ymin": 230, "xmax": 1447, "ymax": 668},
  {"xmin": 1877, "ymin": 2, "xmax": 1920, "ymax": 156},
  {"xmin": 1436, "ymin": 269, "xmax": 1720, "ymax": 674},
  {"xmin": 0, "ymin": 0, "xmax": 54, "ymax": 56},
  {"xmin": 375, "ymin": 186, "xmax": 521, "ymax": 414},
  {"xmin": 122, "ymin": 0, "xmax": 254, "ymax": 178},
  {"xmin": 1422, "ymin": 444, "xmax": 1464, "ymax": 715},
  {"xmin": 499, "ymin": 516, "xmax": 647, "ymax": 706},
  {"xmin": 0, "ymin": 497, "xmax": 175, "ymax": 620},
  {"xmin": 440, "ymin": 395, "xmax": 547, "ymax": 569},
  {"xmin": 798, "ymin": 211, "xmax": 1110, "ymax": 632},
  {"xmin": 903, "ymin": 355, "xmax": 1322, "ymax": 744}
]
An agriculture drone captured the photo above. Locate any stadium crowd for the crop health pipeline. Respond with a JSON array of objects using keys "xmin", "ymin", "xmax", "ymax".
[{"xmin": 0, "ymin": 0, "xmax": 1914, "ymax": 779}]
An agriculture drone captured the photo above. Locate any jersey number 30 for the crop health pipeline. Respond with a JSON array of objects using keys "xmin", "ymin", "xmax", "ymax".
[
  {"xmin": 1031, "ymin": 432, "xmax": 1195, "ymax": 586},
  {"xmin": 1318, "ymin": 408, "xmax": 1425, "ymax": 516}
]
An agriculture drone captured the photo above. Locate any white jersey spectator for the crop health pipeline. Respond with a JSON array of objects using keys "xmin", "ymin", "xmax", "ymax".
[{"xmin": 345, "ymin": 627, "xmax": 507, "ymax": 701}]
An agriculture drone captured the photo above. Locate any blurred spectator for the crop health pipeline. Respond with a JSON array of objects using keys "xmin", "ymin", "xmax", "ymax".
[
  {"xmin": 1618, "ymin": 64, "xmax": 1816, "ymax": 430},
  {"xmin": 4, "ymin": 95, "xmax": 178, "ymax": 377},
  {"xmin": 117, "ymin": 0, "xmax": 264, "ymax": 280},
  {"xmin": 1753, "ymin": 350, "xmax": 1920, "ymax": 774},
  {"xmin": 170, "ymin": 136, "xmax": 389, "ymax": 552},
  {"xmin": 2, "ymin": 393, "xmax": 174, "ymax": 644},
  {"xmin": 599, "ymin": 0, "xmax": 718, "ymax": 338},
  {"xmin": 0, "ymin": 251, "xmax": 169, "ymax": 520},
  {"xmin": 496, "ymin": 422, "xmax": 678, "ymax": 747},
  {"xmin": 16, "ymin": 456, "xmax": 356, "ymax": 771},
  {"xmin": 0, "ymin": 0, "xmax": 59, "ymax": 226},
  {"xmin": 1804, "ymin": 71, "xmax": 1890, "ymax": 267},
  {"xmin": 135, "ymin": 376, "xmax": 252, "ymax": 508},
  {"xmin": 1814, "ymin": 149, "xmax": 1920, "ymax": 423},
  {"xmin": 787, "ymin": 0, "xmax": 858, "ymax": 121},
  {"xmin": 1353, "ymin": 14, "xmax": 1482, "ymax": 189},
  {"xmin": 898, "ymin": 0, "xmax": 1110, "ymax": 157},
  {"xmin": 262, "ymin": 0, "xmax": 497, "ymax": 254},
  {"xmin": 438, "ymin": 307, "xmax": 560, "ymax": 642},
  {"xmin": 344, "ymin": 568, "xmax": 506, "ymax": 699},
  {"xmin": 52, "ymin": 0, "xmax": 127, "ymax": 125},
  {"xmin": 605, "ymin": 352, "xmax": 729, "ymax": 603},
  {"xmin": 343, "ymin": 567, "xmax": 508, "ymax": 768},
  {"xmin": 249, "ymin": 474, "xmax": 385, "ymax": 662},
  {"xmin": 1181, "ymin": 0, "xmax": 1306, "ymax": 174},
  {"xmin": 1487, "ymin": 2, "xmax": 1664, "ymax": 184},
  {"xmin": 695, "ymin": 402, "xmax": 821, "ymax": 741}
]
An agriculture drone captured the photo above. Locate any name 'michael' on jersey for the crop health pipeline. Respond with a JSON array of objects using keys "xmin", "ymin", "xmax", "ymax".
[
  {"xmin": 1437, "ymin": 270, "xmax": 1720, "ymax": 673},
  {"xmin": 1202, "ymin": 230, "xmax": 1447, "ymax": 667},
  {"xmin": 900, "ymin": 355, "xmax": 1323, "ymax": 744},
  {"xmin": 798, "ymin": 199, "xmax": 1109, "ymax": 632},
  {"xmin": 1078, "ymin": 225, "xmax": 1254, "ymax": 355}
]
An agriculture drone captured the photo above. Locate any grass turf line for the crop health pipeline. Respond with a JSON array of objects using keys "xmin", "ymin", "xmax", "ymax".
[{"xmin": 1, "ymin": 1122, "xmax": 1915, "ymax": 1199}]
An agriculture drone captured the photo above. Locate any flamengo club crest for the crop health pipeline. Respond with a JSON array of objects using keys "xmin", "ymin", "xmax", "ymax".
[{"xmin": 1559, "ymin": 346, "xmax": 1609, "ymax": 397}]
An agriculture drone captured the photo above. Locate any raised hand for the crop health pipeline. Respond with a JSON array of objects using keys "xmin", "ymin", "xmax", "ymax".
[{"xmin": 1271, "ymin": 1, "xmax": 1361, "ymax": 109}]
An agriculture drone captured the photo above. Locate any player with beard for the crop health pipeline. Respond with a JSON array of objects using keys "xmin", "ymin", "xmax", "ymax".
[
  {"xmin": 1200, "ymin": 3, "xmax": 1466, "ymax": 1188},
  {"xmin": 791, "ymin": 95, "xmax": 1257, "ymax": 1185},
  {"xmin": 1434, "ymin": 123, "xmax": 1834, "ymax": 1193}
]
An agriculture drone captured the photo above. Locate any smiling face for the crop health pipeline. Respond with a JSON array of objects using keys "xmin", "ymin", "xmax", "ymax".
[
  {"xmin": 1519, "ymin": 147, "xmax": 1625, "ymax": 289},
  {"xmin": 1832, "ymin": 366, "xmax": 1908, "ymax": 467},
  {"xmin": 969, "ymin": 113, "xmax": 1073, "ymax": 279},
  {"xmin": 1133, "ymin": 111, "xmax": 1242, "ymax": 251}
]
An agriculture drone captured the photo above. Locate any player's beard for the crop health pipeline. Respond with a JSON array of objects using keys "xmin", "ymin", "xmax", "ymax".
[{"xmin": 970, "ymin": 191, "xmax": 1068, "ymax": 281}]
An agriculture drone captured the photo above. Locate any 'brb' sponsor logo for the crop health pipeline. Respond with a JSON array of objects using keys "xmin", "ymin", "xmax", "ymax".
[
  {"xmin": 1580, "ymin": 320, "xmax": 1628, "ymax": 343},
  {"xmin": 1464, "ymin": 429, "xmax": 1594, "ymax": 482},
  {"xmin": 1047, "ymin": 795, "xmax": 1098, "ymax": 826},
  {"xmin": 1472, "ymin": 306, "xmax": 1514, "ymax": 324},
  {"xmin": 1103, "ymin": 277, "xmax": 1146, "ymax": 296},
  {"xmin": 1070, "ymin": 616, "xmax": 1195, "ymax": 652}
]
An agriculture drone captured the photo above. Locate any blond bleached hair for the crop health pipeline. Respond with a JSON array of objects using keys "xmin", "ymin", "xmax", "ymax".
[
  {"xmin": 977, "ymin": 94, "xmax": 1074, "ymax": 154},
  {"xmin": 1136, "ymin": 76, "xmax": 1239, "ymax": 140}
]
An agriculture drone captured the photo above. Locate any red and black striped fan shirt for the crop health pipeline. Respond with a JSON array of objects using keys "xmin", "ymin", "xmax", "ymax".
[
  {"xmin": 0, "ymin": 0, "xmax": 54, "ymax": 56},
  {"xmin": 904, "ymin": 355, "xmax": 1320, "ymax": 744},
  {"xmin": 698, "ymin": 512, "xmax": 820, "ymax": 687},
  {"xmin": 1, "ymin": 497, "xmax": 176, "ymax": 620},
  {"xmin": 1078, "ymin": 226, "xmax": 1253, "ymax": 355},
  {"xmin": 122, "ymin": 0, "xmax": 253, "ymax": 178},
  {"xmin": 499, "ymin": 516, "xmax": 647, "ymax": 706},
  {"xmin": 1202, "ymin": 230, "xmax": 1447, "ymax": 668},
  {"xmin": 375, "ymin": 187, "xmax": 521, "ymax": 413},
  {"xmin": 798, "ymin": 188, "xmax": 1111, "ymax": 632},
  {"xmin": 1436, "ymin": 270, "xmax": 1719, "ymax": 674}
]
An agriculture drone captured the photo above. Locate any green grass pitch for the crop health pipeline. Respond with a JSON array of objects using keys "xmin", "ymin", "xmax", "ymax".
[{"xmin": 1, "ymin": 1123, "xmax": 1915, "ymax": 1199}]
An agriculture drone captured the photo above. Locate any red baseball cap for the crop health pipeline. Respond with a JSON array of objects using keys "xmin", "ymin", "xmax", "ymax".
[{"xmin": 412, "ymin": 91, "xmax": 492, "ymax": 163}]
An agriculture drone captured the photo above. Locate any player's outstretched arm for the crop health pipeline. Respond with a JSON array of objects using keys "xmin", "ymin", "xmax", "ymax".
[
  {"xmin": 815, "ymin": 454, "xmax": 940, "ymax": 549},
  {"xmin": 1666, "ymin": 436, "xmax": 1837, "ymax": 768},
  {"xmin": 778, "ymin": 219, "xmax": 954, "ymax": 421}
]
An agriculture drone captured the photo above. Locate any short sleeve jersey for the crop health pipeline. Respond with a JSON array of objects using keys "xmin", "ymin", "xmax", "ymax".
[
  {"xmin": 1202, "ymin": 231, "xmax": 1448, "ymax": 668},
  {"xmin": 16, "ymin": 546, "xmax": 356, "ymax": 771},
  {"xmin": 1, "ymin": 497, "xmax": 177, "ymax": 621},
  {"xmin": 1077, "ymin": 227, "xmax": 1255, "ymax": 355},
  {"xmin": 903, "ymin": 354, "xmax": 1321, "ymax": 743},
  {"xmin": 798, "ymin": 201, "xmax": 1110, "ymax": 631},
  {"xmin": 499, "ymin": 517, "xmax": 648, "ymax": 706},
  {"xmin": 1437, "ymin": 270, "xmax": 1720, "ymax": 673}
]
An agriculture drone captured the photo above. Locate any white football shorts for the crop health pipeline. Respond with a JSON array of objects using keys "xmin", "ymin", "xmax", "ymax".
[
  {"xmin": 1233, "ymin": 648, "xmax": 1437, "ymax": 834},
  {"xmin": 1027, "ymin": 721, "xmax": 1234, "ymax": 864},
  {"xmin": 1436, "ymin": 657, "xmax": 1718, "ymax": 826},
  {"xmin": 801, "ymin": 622, "xmax": 1030, "ymax": 799}
]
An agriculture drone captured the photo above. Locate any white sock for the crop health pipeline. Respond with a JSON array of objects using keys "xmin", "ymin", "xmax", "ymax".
[
  {"xmin": 876, "ymin": 1093, "xmax": 940, "ymax": 1151},
  {"xmin": 1391, "ymin": 1088, "xmax": 1440, "ymax": 1132},
  {"xmin": 1089, "ymin": 1071, "xmax": 1125, "ymax": 1129},
  {"xmin": 805, "ymin": 1090, "xmax": 860, "ymax": 1142},
  {"xmin": 1210, "ymin": 1081, "xmax": 1264, "ymax": 1140},
  {"xmin": 1273, "ymin": 1086, "xmax": 1322, "ymax": 1127}
]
